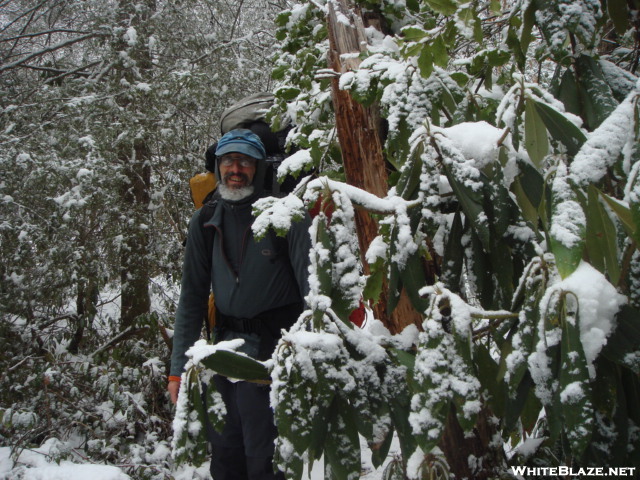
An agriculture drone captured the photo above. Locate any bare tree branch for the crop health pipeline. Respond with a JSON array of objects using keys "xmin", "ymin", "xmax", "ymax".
[
  {"xmin": 0, "ymin": 29, "xmax": 92, "ymax": 43},
  {"xmin": 0, "ymin": 32, "xmax": 103, "ymax": 74}
]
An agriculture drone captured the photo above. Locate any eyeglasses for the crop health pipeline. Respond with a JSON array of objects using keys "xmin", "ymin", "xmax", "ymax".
[{"xmin": 219, "ymin": 155, "xmax": 256, "ymax": 168}]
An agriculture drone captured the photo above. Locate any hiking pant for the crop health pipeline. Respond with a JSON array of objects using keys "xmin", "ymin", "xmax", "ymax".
[{"xmin": 205, "ymin": 375, "xmax": 284, "ymax": 480}]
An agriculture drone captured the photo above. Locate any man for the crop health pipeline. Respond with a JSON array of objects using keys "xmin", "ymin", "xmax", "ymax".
[{"xmin": 168, "ymin": 129, "xmax": 311, "ymax": 480}]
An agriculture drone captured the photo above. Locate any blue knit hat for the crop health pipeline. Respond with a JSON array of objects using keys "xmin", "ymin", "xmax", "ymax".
[{"xmin": 215, "ymin": 129, "xmax": 266, "ymax": 160}]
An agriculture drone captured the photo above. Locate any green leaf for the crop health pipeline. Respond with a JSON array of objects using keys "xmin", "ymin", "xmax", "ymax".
[
  {"xmin": 387, "ymin": 241, "xmax": 401, "ymax": 315},
  {"xmin": 363, "ymin": 258, "xmax": 385, "ymax": 305},
  {"xmin": 475, "ymin": 344, "xmax": 506, "ymax": 418},
  {"xmin": 602, "ymin": 305, "xmax": 640, "ymax": 373},
  {"xmin": 324, "ymin": 397, "xmax": 361, "ymax": 480},
  {"xmin": 275, "ymin": 11, "xmax": 292, "ymax": 28},
  {"xmin": 575, "ymin": 55, "xmax": 619, "ymax": 130},
  {"xmin": 186, "ymin": 371, "xmax": 209, "ymax": 466},
  {"xmin": 631, "ymin": 176, "xmax": 640, "ymax": 248},
  {"xmin": 204, "ymin": 382, "xmax": 226, "ymax": 433},
  {"xmin": 518, "ymin": 157, "xmax": 545, "ymax": 206},
  {"xmin": 432, "ymin": 36, "xmax": 449, "ymax": 67},
  {"xmin": 276, "ymin": 86, "xmax": 301, "ymax": 101},
  {"xmin": 507, "ymin": 262, "xmax": 545, "ymax": 397},
  {"xmin": 503, "ymin": 371, "xmax": 535, "ymax": 434},
  {"xmin": 389, "ymin": 392, "xmax": 417, "ymax": 459},
  {"xmin": 524, "ymin": 98, "xmax": 549, "ymax": 167},
  {"xmin": 557, "ymin": 68, "xmax": 581, "ymax": 117},
  {"xmin": 315, "ymin": 216, "xmax": 334, "ymax": 294},
  {"xmin": 549, "ymin": 167, "xmax": 586, "ymax": 279},
  {"xmin": 533, "ymin": 101, "xmax": 586, "ymax": 156},
  {"xmin": 396, "ymin": 144, "xmax": 424, "ymax": 200},
  {"xmin": 307, "ymin": 388, "xmax": 333, "ymax": 464},
  {"xmin": 549, "ymin": 234, "xmax": 584, "ymax": 280},
  {"xmin": 451, "ymin": 335, "xmax": 480, "ymax": 432},
  {"xmin": 441, "ymin": 210, "xmax": 464, "ymax": 290},
  {"xmin": 390, "ymin": 348, "xmax": 417, "ymax": 372},
  {"xmin": 425, "ymin": 0, "xmax": 458, "ymax": 16},
  {"xmin": 200, "ymin": 350, "xmax": 270, "ymax": 382},
  {"xmin": 417, "ymin": 46, "xmax": 434, "ymax": 78},
  {"xmin": 402, "ymin": 26, "xmax": 428, "ymax": 41},
  {"xmin": 520, "ymin": 1, "xmax": 535, "ymax": 53},
  {"xmin": 558, "ymin": 295, "xmax": 594, "ymax": 458},
  {"xmin": 441, "ymin": 163, "xmax": 490, "ymax": 251},
  {"xmin": 399, "ymin": 250, "xmax": 430, "ymax": 313},
  {"xmin": 370, "ymin": 421, "xmax": 394, "ymax": 469},
  {"xmin": 586, "ymin": 185, "xmax": 620, "ymax": 284},
  {"xmin": 505, "ymin": 25, "xmax": 526, "ymax": 70},
  {"xmin": 407, "ymin": 0, "xmax": 420, "ymax": 12},
  {"xmin": 598, "ymin": 191, "xmax": 640, "ymax": 245},
  {"xmin": 513, "ymin": 177, "xmax": 539, "ymax": 228},
  {"xmin": 484, "ymin": 160, "xmax": 515, "ymax": 237}
]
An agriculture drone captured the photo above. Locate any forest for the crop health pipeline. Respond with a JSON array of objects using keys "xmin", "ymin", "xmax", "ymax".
[{"xmin": 2, "ymin": 0, "xmax": 640, "ymax": 479}]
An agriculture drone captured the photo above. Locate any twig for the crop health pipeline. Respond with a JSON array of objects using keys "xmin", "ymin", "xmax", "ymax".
[
  {"xmin": 89, "ymin": 326, "xmax": 147, "ymax": 358},
  {"xmin": 0, "ymin": 33, "xmax": 104, "ymax": 74}
]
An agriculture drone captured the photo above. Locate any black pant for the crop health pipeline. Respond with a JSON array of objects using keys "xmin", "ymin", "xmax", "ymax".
[{"xmin": 206, "ymin": 376, "xmax": 285, "ymax": 480}]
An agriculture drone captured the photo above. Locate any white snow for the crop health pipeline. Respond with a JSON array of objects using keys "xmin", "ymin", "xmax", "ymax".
[
  {"xmin": 441, "ymin": 121, "xmax": 505, "ymax": 169},
  {"xmin": 570, "ymin": 83, "xmax": 640, "ymax": 187},
  {"xmin": 549, "ymin": 261, "xmax": 626, "ymax": 375},
  {"xmin": 0, "ymin": 440, "xmax": 131, "ymax": 480}
]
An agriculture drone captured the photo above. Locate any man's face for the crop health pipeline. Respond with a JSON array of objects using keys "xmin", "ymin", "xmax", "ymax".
[{"xmin": 219, "ymin": 153, "xmax": 257, "ymax": 189}]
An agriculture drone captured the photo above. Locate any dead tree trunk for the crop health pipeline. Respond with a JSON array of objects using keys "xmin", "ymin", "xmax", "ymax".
[{"xmin": 326, "ymin": 0, "xmax": 422, "ymax": 334}]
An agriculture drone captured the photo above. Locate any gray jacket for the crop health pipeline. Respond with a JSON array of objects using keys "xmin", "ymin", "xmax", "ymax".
[{"xmin": 169, "ymin": 193, "xmax": 311, "ymax": 377}]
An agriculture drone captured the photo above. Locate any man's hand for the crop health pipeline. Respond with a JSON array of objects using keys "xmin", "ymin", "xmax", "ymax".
[{"xmin": 168, "ymin": 380, "xmax": 180, "ymax": 404}]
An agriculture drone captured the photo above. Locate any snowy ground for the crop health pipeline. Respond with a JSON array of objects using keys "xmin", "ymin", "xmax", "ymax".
[{"xmin": 0, "ymin": 437, "xmax": 397, "ymax": 480}]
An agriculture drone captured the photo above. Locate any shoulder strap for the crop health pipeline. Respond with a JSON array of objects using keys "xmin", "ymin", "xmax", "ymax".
[
  {"xmin": 198, "ymin": 198, "xmax": 218, "ymax": 341},
  {"xmin": 199, "ymin": 197, "xmax": 218, "ymax": 272}
]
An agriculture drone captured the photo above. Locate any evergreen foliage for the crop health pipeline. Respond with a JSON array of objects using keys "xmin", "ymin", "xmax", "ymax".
[
  {"xmin": 177, "ymin": 0, "xmax": 640, "ymax": 478},
  {"xmin": 1, "ymin": 1, "xmax": 283, "ymax": 477}
]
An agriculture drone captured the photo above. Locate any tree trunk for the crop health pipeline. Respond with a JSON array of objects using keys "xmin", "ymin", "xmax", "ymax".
[
  {"xmin": 69, "ymin": 278, "xmax": 99, "ymax": 353},
  {"xmin": 326, "ymin": 0, "xmax": 422, "ymax": 334},
  {"xmin": 438, "ymin": 405, "xmax": 507, "ymax": 479},
  {"xmin": 119, "ymin": 140, "xmax": 152, "ymax": 329},
  {"xmin": 116, "ymin": 0, "xmax": 154, "ymax": 330}
]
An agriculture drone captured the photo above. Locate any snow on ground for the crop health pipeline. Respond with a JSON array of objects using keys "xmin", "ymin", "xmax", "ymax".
[
  {"xmin": 0, "ymin": 440, "xmax": 131, "ymax": 480},
  {"xmin": 1, "ymin": 436, "xmax": 398, "ymax": 480}
]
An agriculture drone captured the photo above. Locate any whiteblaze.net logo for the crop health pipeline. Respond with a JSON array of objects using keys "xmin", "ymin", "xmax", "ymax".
[{"xmin": 510, "ymin": 466, "xmax": 636, "ymax": 477}]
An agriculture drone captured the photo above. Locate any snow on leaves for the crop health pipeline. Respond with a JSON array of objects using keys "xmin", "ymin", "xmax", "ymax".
[
  {"xmin": 534, "ymin": 0, "xmax": 603, "ymax": 59},
  {"xmin": 410, "ymin": 285, "xmax": 481, "ymax": 454},
  {"xmin": 549, "ymin": 161, "xmax": 586, "ymax": 277},
  {"xmin": 271, "ymin": 311, "xmax": 413, "ymax": 480},
  {"xmin": 570, "ymin": 81, "xmax": 640, "ymax": 187}
]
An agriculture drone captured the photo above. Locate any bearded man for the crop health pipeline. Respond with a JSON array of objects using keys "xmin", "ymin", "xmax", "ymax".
[{"xmin": 168, "ymin": 129, "xmax": 311, "ymax": 480}]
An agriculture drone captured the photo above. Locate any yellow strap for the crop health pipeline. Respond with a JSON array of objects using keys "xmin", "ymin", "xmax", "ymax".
[{"xmin": 208, "ymin": 293, "xmax": 216, "ymax": 330}]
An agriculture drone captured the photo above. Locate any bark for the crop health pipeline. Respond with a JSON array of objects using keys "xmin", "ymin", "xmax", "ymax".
[
  {"xmin": 116, "ymin": 0, "xmax": 154, "ymax": 330},
  {"xmin": 326, "ymin": 0, "xmax": 423, "ymax": 334},
  {"xmin": 119, "ymin": 139, "xmax": 152, "ymax": 330},
  {"xmin": 439, "ymin": 405, "xmax": 507, "ymax": 479},
  {"xmin": 68, "ymin": 279, "xmax": 99, "ymax": 354}
]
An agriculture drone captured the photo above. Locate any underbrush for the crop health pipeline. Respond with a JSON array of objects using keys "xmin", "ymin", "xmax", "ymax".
[{"xmin": 0, "ymin": 295, "xmax": 200, "ymax": 479}]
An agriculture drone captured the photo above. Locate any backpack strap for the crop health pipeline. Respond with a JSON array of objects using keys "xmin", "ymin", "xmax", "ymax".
[
  {"xmin": 199, "ymin": 194, "xmax": 218, "ymax": 269},
  {"xmin": 198, "ymin": 196, "xmax": 218, "ymax": 340}
]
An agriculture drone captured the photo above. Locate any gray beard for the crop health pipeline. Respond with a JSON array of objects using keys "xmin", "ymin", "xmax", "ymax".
[{"xmin": 219, "ymin": 183, "xmax": 254, "ymax": 201}]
